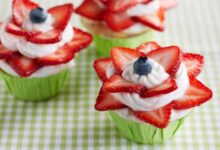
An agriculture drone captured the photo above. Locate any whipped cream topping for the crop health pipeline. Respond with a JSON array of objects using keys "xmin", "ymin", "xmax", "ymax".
[
  {"xmin": 0, "ymin": 19, "xmax": 74, "ymax": 58},
  {"xmin": 122, "ymin": 59, "xmax": 169, "ymax": 89}
]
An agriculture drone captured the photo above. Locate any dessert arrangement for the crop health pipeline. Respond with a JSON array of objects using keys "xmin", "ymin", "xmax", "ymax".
[
  {"xmin": 76, "ymin": 0, "xmax": 177, "ymax": 56},
  {"xmin": 0, "ymin": 0, "xmax": 92, "ymax": 100},
  {"xmin": 93, "ymin": 42, "xmax": 212, "ymax": 143}
]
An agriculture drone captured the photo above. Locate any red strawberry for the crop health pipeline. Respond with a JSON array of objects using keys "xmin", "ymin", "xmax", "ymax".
[
  {"xmin": 7, "ymin": 53, "xmax": 42, "ymax": 77},
  {"xmin": 182, "ymin": 53, "xmax": 204, "ymax": 77},
  {"xmin": 136, "ymin": 42, "xmax": 161, "ymax": 54},
  {"xmin": 95, "ymin": 91, "xmax": 126, "ymax": 111},
  {"xmin": 48, "ymin": 3, "xmax": 74, "ymax": 30},
  {"xmin": 76, "ymin": 0, "xmax": 104, "ymax": 21},
  {"xmin": 111, "ymin": 47, "xmax": 142, "ymax": 73},
  {"xmin": 103, "ymin": 10, "xmax": 135, "ymax": 31},
  {"xmin": 12, "ymin": 0, "xmax": 39, "ymax": 26},
  {"xmin": 0, "ymin": 43, "xmax": 18, "ymax": 59},
  {"xmin": 134, "ymin": 8, "xmax": 165, "ymax": 31},
  {"xmin": 134, "ymin": 102, "xmax": 172, "ymax": 128},
  {"xmin": 102, "ymin": 75, "xmax": 145, "ymax": 93},
  {"xmin": 140, "ymin": 77, "xmax": 177, "ymax": 98},
  {"xmin": 93, "ymin": 58, "xmax": 112, "ymax": 81},
  {"xmin": 108, "ymin": 0, "xmax": 152, "ymax": 13},
  {"xmin": 38, "ymin": 28, "xmax": 92, "ymax": 65},
  {"xmin": 27, "ymin": 29, "xmax": 62, "ymax": 44},
  {"xmin": 173, "ymin": 77, "xmax": 212, "ymax": 110},
  {"xmin": 160, "ymin": 0, "xmax": 177, "ymax": 11},
  {"xmin": 6, "ymin": 22, "xmax": 40, "ymax": 37},
  {"xmin": 147, "ymin": 46, "xmax": 182, "ymax": 76}
]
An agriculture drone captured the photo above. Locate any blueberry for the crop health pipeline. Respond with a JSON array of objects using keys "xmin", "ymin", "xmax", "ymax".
[
  {"xmin": 133, "ymin": 57, "xmax": 152, "ymax": 75},
  {"xmin": 30, "ymin": 7, "xmax": 48, "ymax": 23}
]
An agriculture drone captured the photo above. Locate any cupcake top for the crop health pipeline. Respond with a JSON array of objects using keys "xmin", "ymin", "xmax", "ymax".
[
  {"xmin": 76, "ymin": 0, "xmax": 177, "ymax": 34},
  {"xmin": 0, "ymin": 0, "xmax": 92, "ymax": 77},
  {"xmin": 93, "ymin": 42, "xmax": 212, "ymax": 128}
]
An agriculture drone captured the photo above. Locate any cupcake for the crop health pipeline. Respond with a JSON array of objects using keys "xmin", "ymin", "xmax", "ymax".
[
  {"xmin": 76, "ymin": 0, "xmax": 176, "ymax": 56},
  {"xmin": 93, "ymin": 42, "xmax": 212, "ymax": 144},
  {"xmin": 0, "ymin": 0, "xmax": 92, "ymax": 101}
]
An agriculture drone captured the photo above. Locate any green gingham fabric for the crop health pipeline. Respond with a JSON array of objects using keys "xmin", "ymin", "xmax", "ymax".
[{"xmin": 0, "ymin": 0, "xmax": 220, "ymax": 149}]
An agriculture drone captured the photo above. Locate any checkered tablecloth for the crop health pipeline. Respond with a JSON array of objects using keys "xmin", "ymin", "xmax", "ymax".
[{"xmin": 0, "ymin": 0, "xmax": 220, "ymax": 149}]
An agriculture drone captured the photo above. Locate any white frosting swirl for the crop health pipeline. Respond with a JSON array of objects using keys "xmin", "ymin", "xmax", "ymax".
[{"xmin": 122, "ymin": 59, "xmax": 169, "ymax": 89}]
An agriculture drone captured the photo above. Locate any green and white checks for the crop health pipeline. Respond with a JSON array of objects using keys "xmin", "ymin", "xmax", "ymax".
[{"xmin": 0, "ymin": 0, "xmax": 220, "ymax": 149}]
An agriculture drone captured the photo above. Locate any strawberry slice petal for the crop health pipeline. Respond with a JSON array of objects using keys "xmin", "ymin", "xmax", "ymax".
[
  {"xmin": 0, "ymin": 42, "xmax": 18, "ymax": 59},
  {"xmin": 182, "ymin": 53, "xmax": 204, "ymax": 78},
  {"xmin": 102, "ymin": 75, "xmax": 145, "ymax": 93},
  {"xmin": 160, "ymin": 0, "xmax": 177, "ymax": 10},
  {"xmin": 12, "ymin": 0, "xmax": 39, "ymax": 26},
  {"xmin": 48, "ymin": 3, "xmax": 74, "ymax": 30},
  {"xmin": 108, "ymin": 0, "xmax": 152, "ymax": 13},
  {"xmin": 134, "ymin": 8, "xmax": 165, "ymax": 31},
  {"xmin": 95, "ymin": 90, "xmax": 126, "ymax": 111},
  {"xmin": 76, "ymin": 0, "xmax": 105, "ymax": 21},
  {"xmin": 93, "ymin": 58, "xmax": 112, "ymax": 81},
  {"xmin": 147, "ymin": 46, "xmax": 182, "ymax": 76},
  {"xmin": 140, "ymin": 77, "xmax": 177, "ymax": 98},
  {"xmin": 173, "ymin": 77, "xmax": 212, "ymax": 110},
  {"xmin": 7, "ymin": 53, "xmax": 42, "ymax": 77},
  {"xmin": 103, "ymin": 10, "xmax": 135, "ymax": 31},
  {"xmin": 136, "ymin": 42, "xmax": 161, "ymax": 54},
  {"xmin": 27, "ymin": 29, "xmax": 62, "ymax": 44},
  {"xmin": 134, "ymin": 102, "xmax": 172, "ymax": 128},
  {"xmin": 111, "ymin": 47, "xmax": 143, "ymax": 73}
]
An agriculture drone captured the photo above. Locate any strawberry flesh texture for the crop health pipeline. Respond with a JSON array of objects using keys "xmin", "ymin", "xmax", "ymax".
[
  {"xmin": 93, "ymin": 58, "xmax": 113, "ymax": 81},
  {"xmin": 111, "ymin": 47, "xmax": 143, "ymax": 73},
  {"xmin": 76, "ymin": 0, "xmax": 104, "ymax": 21},
  {"xmin": 95, "ymin": 90, "xmax": 126, "ymax": 111},
  {"xmin": 104, "ymin": 10, "xmax": 135, "ymax": 31},
  {"xmin": 102, "ymin": 75, "xmax": 145, "ymax": 93},
  {"xmin": 7, "ymin": 53, "xmax": 42, "ymax": 77},
  {"xmin": 173, "ymin": 77, "xmax": 212, "ymax": 110},
  {"xmin": 160, "ymin": 0, "xmax": 177, "ymax": 11},
  {"xmin": 134, "ymin": 102, "xmax": 172, "ymax": 128},
  {"xmin": 147, "ymin": 46, "xmax": 182, "ymax": 76},
  {"xmin": 182, "ymin": 53, "xmax": 204, "ymax": 78},
  {"xmin": 134, "ymin": 8, "xmax": 165, "ymax": 31},
  {"xmin": 0, "ymin": 43, "xmax": 18, "ymax": 59},
  {"xmin": 136, "ymin": 41, "xmax": 161, "ymax": 54},
  {"xmin": 140, "ymin": 77, "xmax": 177, "ymax": 98}
]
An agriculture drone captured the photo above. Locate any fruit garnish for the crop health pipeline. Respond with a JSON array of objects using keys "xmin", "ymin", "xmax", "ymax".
[
  {"xmin": 136, "ymin": 41, "xmax": 161, "ymax": 54},
  {"xmin": 0, "ymin": 43, "xmax": 18, "ymax": 59},
  {"xmin": 30, "ymin": 7, "xmax": 48, "ymax": 23},
  {"xmin": 133, "ymin": 57, "xmax": 152, "ymax": 75}
]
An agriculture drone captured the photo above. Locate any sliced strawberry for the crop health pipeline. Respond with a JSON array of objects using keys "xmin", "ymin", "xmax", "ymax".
[
  {"xmin": 93, "ymin": 58, "xmax": 112, "ymax": 81},
  {"xmin": 103, "ymin": 10, "xmax": 135, "ymax": 31},
  {"xmin": 136, "ymin": 42, "xmax": 161, "ymax": 54},
  {"xmin": 173, "ymin": 77, "xmax": 212, "ymax": 110},
  {"xmin": 38, "ymin": 28, "xmax": 92, "ymax": 65},
  {"xmin": 134, "ymin": 8, "xmax": 165, "ymax": 31},
  {"xmin": 160, "ymin": 0, "xmax": 177, "ymax": 10},
  {"xmin": 0, "ymin": 43, "xmax": 18, "ymax": 59},
  {"xmin": 95, "ymin": 91, "xmax": 126, "ymax": 111},
  {"xmin": 134, "ymin": 103, "xmax": 172, "ymax": 128},
  {"xmin": 182, "ymin": 53, "xmax": 204, "ymax": 77},
  {"xmin": 27, "ymin": 29, "xmax": 62, "ymax": 44},
  {"xmin": 140, "ymin": 77, "xmax": 177, "ymax": 98},
  {"xmin": 6, "ymin": 22, "xmax": 40, "ymax": 37},
  {"xmin": 111, "ymin": 47, "xmax": 142, "ymax": 73},
  {"xmin": 76, "ymin": 0, "xmax": 104, "ymax": 20},
  {"xmin": 12, "ymin": 0, "xmax": 39, "ymax": 26},
  {"xmin": 7, "ymin": 53, "xmax": 42, "ymax": 77},
  {"xmin": 102, "ymin": 75, "xmax": 145, "ymax": 93},
  {"xmin": 48, "ymin": 3, "xmax": 74, "ymax": 30},
  {"xmin": 108, "ymin": 0, "xmax": 152, "ymax": 13},
  {"xmin": 147, "ymin": 46, "xmax": 182, "ymax": 76}
]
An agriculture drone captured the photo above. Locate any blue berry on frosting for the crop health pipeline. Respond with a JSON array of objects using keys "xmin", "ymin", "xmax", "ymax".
[
  {"xmin": 30, "ymin": 7, "xmax": 48, "ymax": 23},
  {"xmin": 133, "ymin": 57, "xmax": 152, "ymax": 75}
]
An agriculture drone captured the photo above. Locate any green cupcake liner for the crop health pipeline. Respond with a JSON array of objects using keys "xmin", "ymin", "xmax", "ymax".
[
  {"xmin": 93, "ymin": 31, "xmax": 154, "ymax": 57},
  {"xmin": 108, "ymin": 111, "xmax": 185, "ymax": 144},
  {"xmin": 0, "ymin": 70, "xmax": 70, "ymax": 101}
]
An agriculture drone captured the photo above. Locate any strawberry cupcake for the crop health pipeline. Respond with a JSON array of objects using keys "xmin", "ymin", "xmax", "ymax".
[
  {"xmin": 76, "ymin": 0, "xmax": 177, "ymax": 56},
  {"xmin": 93, "ymin": 42, "xmax": 212, "ymax": 144},
  {"xmin": 0, "ymin": 0, "xmax": 92, "ymax": 101}
]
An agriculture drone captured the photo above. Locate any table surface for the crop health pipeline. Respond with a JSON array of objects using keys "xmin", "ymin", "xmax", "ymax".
[{"xmin": 0, "ymin": 0, "xmax": 220, "ymax": 150}]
